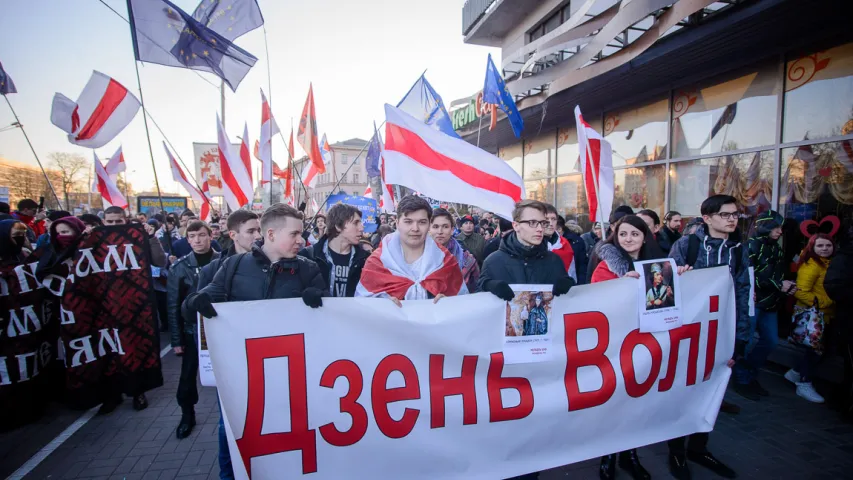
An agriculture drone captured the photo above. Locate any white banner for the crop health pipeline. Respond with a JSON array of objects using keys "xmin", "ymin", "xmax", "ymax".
[{"xmin": 206, "ymin": 267, "xmax": 735, "ymax": 479}]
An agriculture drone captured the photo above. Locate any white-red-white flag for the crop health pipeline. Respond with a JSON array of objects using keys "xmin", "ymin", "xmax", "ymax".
[
  {"xmin": 165, "ymin": 142, "xmax": 204, "ymax": 206},
  {"xmin": 311, "ymin": 198, "xmax": 319, "ymax": 214},
  {"xmin": 382, "ymin": 104, "xmax": 523, "ymax": 219},
  {"xmin": 258, "ymin": 88, "xmax": 280, "ymax": 185},
  {"xmin": 200, "ymin": 174, "xmax": 213, "ymax": 223},
  {"xmin": 363, "ymin": 184, "xmax": 386, "ymax": 210},
  {"xmin": 301, "ymin": 158, "xmax": 320, "ymax": 188},
  {"xmin": 91, "ymin": 145, "xmax": 126, "ymax": 193},
  {"xmin": 93, "ymin": 151, "xmax": 128, "ymax": 209},
  {"xmin": 216, "ymin": 114, "xmax": 253, "ymax": 209},
  {"xmin": 297, "ymin": 83, "xmax": 326, "ymax": 174},
  {"xmin": 575, "ymin": 105, "xmax": 614, "ymax": 224},
  {"xmin": 50, "ymin": 71, "xmax": 140, "ymax": 149}
]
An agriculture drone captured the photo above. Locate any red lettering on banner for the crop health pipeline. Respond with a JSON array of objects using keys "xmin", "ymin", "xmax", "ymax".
[
  {"xmin": 658, "ymin": 323, "xmax": 701, "ymax": 392},
  {"xmin": 709, "ymin": 295, "xmax": 719, "ymax": 313},
  {"xmin": 704, "ymin": 320, "xmax": 719, "ymax": 381},
  {"xmin": 487, "ymin": 352, "xmax": 534, "ymax": 422},
  {"xmin": 619, "ymin": 330, "xmax": 663, "ymax": 398},
  {"xmin": 236, "ymin": 335, "xmax": 316, "ymax": 478},
  {"xmin": 371, "ymin": 354, "xmax": 421, "ymax": 439},
  {"xmin": 319, "ymin": 360, "xmax": 368, "ymax": 446},
  {"xmin": 563, "ymin": 312, "xmax": 616, "ymax": 411},
  {"xmin": 429, "ymin": 354, "xmax": 478, "ymax": 428}
]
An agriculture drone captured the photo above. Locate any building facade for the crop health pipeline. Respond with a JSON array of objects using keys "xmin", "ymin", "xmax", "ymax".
[
  {"xmin": 293, "ymin": 138, "xmax": 369, "ymax": 212},
  {"xmin": 456, "ymin": 0, "xmax": 852, "ymax": 258}
]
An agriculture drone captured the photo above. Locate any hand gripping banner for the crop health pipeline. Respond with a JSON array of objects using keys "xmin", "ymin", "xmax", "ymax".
[{"xmin": 207, "ymin": 267, "xmax": 735, "ymax": 479}]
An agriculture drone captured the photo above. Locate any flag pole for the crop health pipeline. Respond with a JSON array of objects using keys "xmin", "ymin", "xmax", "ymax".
[
  {"xmin": 87, "ymin": 162, "xmax": 93, "ymax": 211},
  {"xmin": 476, "ymin": 110, "xmax": 484, "ymax": 147},
  {"xmin": 220, "ymin": 80, "xmax": 226, "ymax": 129},
  {"xmin": 143, "ymin": 110, "xmax": 206, "ymax": 196},
  {"xmin": 2, "ymin": 95, "xmax": 63, "ymax": 208},
  {"xmin": 282, "ymin": 117, "xmax": 311, "ymax": 202},
  {"xmin": 263, "ymin": 25, "xmax": 273, "ymax": 206}
]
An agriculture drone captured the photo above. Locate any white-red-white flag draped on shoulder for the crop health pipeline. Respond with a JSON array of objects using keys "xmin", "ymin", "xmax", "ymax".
[
  {"xmin": 50, "ymin": 71, "xmax": 140, "ymax": 149},
  {"xmin": 216, "ymin": 114, "xmax": 253, "ymax": 210},
  {"xmin": 93, "ymin": 152, "xmax": 128, "ymax": 209},
  {"xmin": 382, "ymin": 104, "xmax": 523, "ymax": 220},
  {"xmin": 575, "ymin": 105, "xmax": 614, "ymax": 224}
]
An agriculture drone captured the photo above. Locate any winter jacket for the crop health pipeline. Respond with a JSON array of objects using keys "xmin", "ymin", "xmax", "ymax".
[
  {"xmin": 669, "ymin": 225, "xmax": 750, "ymax": 342},
  {"xmin": 563, "ymin": 231, "xmax": 588, "ymax": 284},
  {"xmin": 186, "ymin": 244, "xmax": 326, "ymax": 311},
  {"xmin": 794, "ymin": 258, "xmax": 834, "ymax": 320},
  {"xmin": 590, "ymin": 243, "xmax": 632, "ymax": 283},
  {"xmin": 657, "ymin": 226, "xmax": 681, "ymax": 254},
  {"xmin": 311, "ymin": 235, "xmax": 370, "ymax": 298},
  {"xmin": 581, "ymin": 231, "xmax": 600, "ymax": 253},
  {"xmin": 456, "ymin": 231, "xmax": 486, "ymax": 265},
  {"xmin": 824, "ymin": 244, "xmax": 853, "ymax": 342},
  {"xmin": 216, "ymin": 235, "xmax": 233, "ymax": 252},
  {"xmin": 168, "ymin": 250, "xmax": 221, "ymax": 347},
  {"xmin": 478, "ymin": 232, "xmax": 568, "ymax": 289},
  {"xmin": 748, "ymin": 212, "xmax": 786, "ymax": 310},
  {"xmin": 483, "ymin": 234, "xmax": 504, "ymax": 260}
]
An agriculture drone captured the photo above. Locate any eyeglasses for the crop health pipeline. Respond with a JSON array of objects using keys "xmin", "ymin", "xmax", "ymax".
[
  {"xmin": 517, "ymin": 220, "xmax": 549, "ymax": 229},
  {"xmin": 713, "ymin": 212, "xmax": 738, "ymax": 220}
]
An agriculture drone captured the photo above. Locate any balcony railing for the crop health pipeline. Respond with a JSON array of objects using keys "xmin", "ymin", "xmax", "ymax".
[{"xmin": 462, "ymin": 0, "xmax": 498, "ymax": 36}]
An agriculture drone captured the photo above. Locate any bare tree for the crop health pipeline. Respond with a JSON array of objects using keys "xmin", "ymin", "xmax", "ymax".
[{"xmin": 48, "ymin": 152, "xmax": 88, "ymax": 210}]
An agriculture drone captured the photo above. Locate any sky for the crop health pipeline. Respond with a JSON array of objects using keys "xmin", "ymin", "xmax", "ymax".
[{"xmin": 0, "ymin": 0, "xmax": 499, "ymax": 194}]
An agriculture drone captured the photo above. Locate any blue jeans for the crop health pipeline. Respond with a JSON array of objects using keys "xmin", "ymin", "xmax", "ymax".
[
  {"xmin": 734, "ymin": 308, "xmax": 778, "ymax": 385},
  {"xmin": 218, "ymin": 400, "xmax": 234, "ymax": 480}
]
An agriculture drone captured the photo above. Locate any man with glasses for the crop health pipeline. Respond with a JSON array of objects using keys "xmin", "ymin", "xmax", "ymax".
[{"xmin": 666, "ymin": 194, "xmax": 747, "ymax": 480}]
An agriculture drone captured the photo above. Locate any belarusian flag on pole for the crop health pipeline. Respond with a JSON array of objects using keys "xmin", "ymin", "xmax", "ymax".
[{"xmin": 575, "ymin": 105, "xmax": 614, "ymax": 225}]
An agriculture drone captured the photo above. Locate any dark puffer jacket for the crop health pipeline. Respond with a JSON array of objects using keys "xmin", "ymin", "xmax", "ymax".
[
  {"xmin": 748, "ymin": 211, "xmax": 786, "ymax": 310},
  {"xmin": 168, "ymin": 250, "xmax": 221, "ymax": 347},
  {"xmin": 657, "ymin": 226, "xmax": 681, "ymax": 254},
  {"xmin": 185, "ymin": 244, "xmax": 326, "ymax": 311},
  {"xmin": 478, "ymin": 232, "xmax": 568, "ymax": 288},
  {"xmin": 311, "ymin": 235, "xmax": 369, "ymax": 298}
]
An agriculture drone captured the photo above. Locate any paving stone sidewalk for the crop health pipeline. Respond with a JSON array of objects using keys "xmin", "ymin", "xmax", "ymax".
[{"xmin": 4, "ymin": 346, "xmax": 852, "ymax": 479}]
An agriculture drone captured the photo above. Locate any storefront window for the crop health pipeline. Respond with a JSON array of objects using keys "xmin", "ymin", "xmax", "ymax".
[
  {"xmin": 783, "ymin": 42, "xmax": 853, "ymax": 142},
  {"xmin": 524, "ymin": 178, "xmax": 554, "ymax": 204},
  {"xmin": 613, "ymin": 165, "xmax": 667, "ymax": 217},
  {"xmin": 669, "ymin": 150, "xmax": 774, "ymax": 221},
  {"xmin": 498, "ymin": 142, "xmax": 523, "ymax": 177},
  {"xmin": 671, "ymin": 64, "xmax": 778, "ymax": 158},
  {"xmin": 555, "ymin": 175, "xmax": 590, "ymax": 229},
  {"xmin": 780, "ymin": 140, "xmax": 853, "ymax": 220},
  {"xmin": 604, "ymin": 97, "xmax": 669, "ymax": 167},
  {"xmin": 524, "ymin": 132, "xmax": 556, "ymax": 179},
  {"xmin": 556, "ymin": 127, "xmax": 580, "ymax": 175}
]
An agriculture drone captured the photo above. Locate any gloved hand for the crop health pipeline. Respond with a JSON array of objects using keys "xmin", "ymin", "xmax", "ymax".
[
  {"xmin": 298, "ymin": 202, "xmax": 307, "ymax": 213},
  {"xmin": 733, "ymin": 339, "xmax": 747, "ymax": 361},
  {"xmin": 484, "ymin": 280, "xmax": 515, "ymax": 302},
  {"xmin": 552, "ymin": 277, "xmax": 576, "ymax": 296},
  {"xmin": 192, "ymin": 292, "xmax": 218, "ymax": 318},
  {"xmin": 302, "ymin": 287, "xmax": 323, "ymax": 308}
]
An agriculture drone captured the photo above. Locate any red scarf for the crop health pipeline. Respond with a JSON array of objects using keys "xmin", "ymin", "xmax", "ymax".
[{"xmin": 358, "ymin": 238, "xmax": 463, "ymax": 299}]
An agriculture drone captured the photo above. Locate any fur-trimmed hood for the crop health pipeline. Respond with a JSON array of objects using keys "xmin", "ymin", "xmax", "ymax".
[{"xmin": 594, "ymin": 242, "xmax": 632, "ymax": 278}]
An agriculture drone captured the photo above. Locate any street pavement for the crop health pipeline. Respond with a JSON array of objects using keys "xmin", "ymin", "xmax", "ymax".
[{"xmin": 2, "ymin": 331, "xmax": 852, "ymax": 480}]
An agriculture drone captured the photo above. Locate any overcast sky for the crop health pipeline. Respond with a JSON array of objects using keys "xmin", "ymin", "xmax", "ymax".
[{"xmin": 0, "ymin": 0, "xmax": 498, "ymax": 194}]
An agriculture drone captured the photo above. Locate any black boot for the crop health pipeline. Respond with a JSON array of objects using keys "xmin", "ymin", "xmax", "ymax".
[
  {"xmin": 97, "ymin": 393, "xmax": 123, "ymax": 415},
  {"xmin": 618, "ymin": 449, "xmax": 650, "ymax": 480},
  {"xmin": 133, "ymin": 393, "xmax": 148, "ymax": 411},
  {"xmin": 599, "ymin": 454, "xmax": 617, "ymax": 480},
  {"xmin": 687, "ymin": 450, "xmax": 736, "ymax": 478},
  {"xmin": 176, "ymin": 407, "xmax": 196, "ymax": 439},
  {"xmin": 668, "ymin": 453, "xmax": 691, "ymax": 480}
]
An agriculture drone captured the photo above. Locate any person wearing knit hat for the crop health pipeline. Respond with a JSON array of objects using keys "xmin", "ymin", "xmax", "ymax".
[{"xmin": 456, "ymin": 214, "xmax": 486, "ymax": 265}]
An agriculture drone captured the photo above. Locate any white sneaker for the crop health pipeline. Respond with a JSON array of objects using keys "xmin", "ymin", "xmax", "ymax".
[
  {"xmin": 795, "ymin": 382, "xmax": 825, "ymax": 403},
  {"xmin": 784, "ymin": 369, "xmax": 801, "ymax": 385}
]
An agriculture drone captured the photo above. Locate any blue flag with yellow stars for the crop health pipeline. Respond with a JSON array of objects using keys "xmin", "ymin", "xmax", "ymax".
[
  {"xmin": 0, "ymin": 61, "xmax": 16, "ymax": 95},
  {"xmin": 192, "ymin": 0, "xmax": 264, "ymax": 41},
  {"xmin": 483, "ymin": 53, "xmax": 523, "ymax": 138},
  {"xmin": 397, "ymin": 74, "xmax": 460, "ymax": 139},
  {"xmin": 126, "ymin": 0, "xmax": 257, "ymax": 91}
]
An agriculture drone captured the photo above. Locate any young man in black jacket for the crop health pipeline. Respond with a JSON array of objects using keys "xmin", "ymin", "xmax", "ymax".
[
  {"xmin": 658, "ymin": 211, "xmax": 683, "ymax": 254},
  {"xmin": 312, "ymin": 203, "xmax": 369, "ymax": 298},
  {"xmin": 168, "ymin": 220, "xmax": 220, "ymax": 439}
]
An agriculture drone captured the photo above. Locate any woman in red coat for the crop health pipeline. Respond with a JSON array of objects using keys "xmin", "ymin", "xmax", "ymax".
[{"xmin": 589, "ymin": 215, "xmax": 661, "ymax": 480}]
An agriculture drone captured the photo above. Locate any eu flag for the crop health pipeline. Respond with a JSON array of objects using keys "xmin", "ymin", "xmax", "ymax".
[
  {"xmin": 127, "ymin": 0, "xmax": 258, "ymax": 91},
  {"xmin": 365, "ymin": 122, "xmax": 382, "ymax": 178},
  {"xmin": 483, "ymin": 53, "xmax": 523, "ymax": 138},
  {"xmin": 397, "ymin": 74, "xmax": 460, "ymax": 138},
  {"xmin": 0, "ymin": 61, "xmax": 16, "ymax": 95},
  {"xmin": 192, "ymin": 0, "xmax": 264, "ymax": 41}
]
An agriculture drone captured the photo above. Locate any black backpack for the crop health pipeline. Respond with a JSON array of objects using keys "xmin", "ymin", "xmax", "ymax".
[
  {"xmin": 685, "ymin": 234, "xmax": 742, "ymax": 273},
  {"xmin": 222, "ymin": 253, "xmax": 315, "ymax": 300}
]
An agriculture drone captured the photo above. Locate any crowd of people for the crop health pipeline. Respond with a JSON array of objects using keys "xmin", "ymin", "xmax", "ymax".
[{"xmin": 1, "ymin": 192, "xmax": 851, "ymax": 480}]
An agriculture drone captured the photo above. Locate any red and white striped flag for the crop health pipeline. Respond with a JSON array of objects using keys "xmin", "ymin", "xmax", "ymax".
[
  {"xmin": 297, "ymin": 83, "xmax": 326, "ymax": 175},
  {"xmin": 382, "ymin": 104, "xmax": 523, "ymax": 219},
  {"xmin": 363, "ymin": 185, "xmax": 384, "ymax": 209},
  {"xmin": 93, "ymin": 152, "xmax": 128, "ymax": 209},
  {"xmin": 575, "ymin": 105, "xmax": 614, "ymax": 224},
  {"xmin": 50, "ymin": 71, "xmax": 140, "ymax": 149},
  {"xmin": 165, "ymin": 142, "xmax": 204, "ymax": 206},
  {"xmin": 216, "ymin": 114, "xmax": 253, "ymax": 209},
  {"xmin": 91, "ymin": 145, "xmax": 126, "ymax": 193},
  {"xmin": 200, "ymin": 174, "xmax": 213, "ymax": 223},
  {"xmin": 311, "ymin": 198, "xmax": 319, "ymax": 214},
  {"xmin": 301, "ymin": 157, "xmax": 320, "ymax": 188},
  {"xmin": 258, "ymin": 88, "xmax": 280, "ymax": 185}
]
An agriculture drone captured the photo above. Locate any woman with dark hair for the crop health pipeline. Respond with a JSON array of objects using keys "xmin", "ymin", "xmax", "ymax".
[
  {"xmin": 589, "ymin": 215, "xmax": 665, "ymax": 480},
  {"xmin": 785, "ymin": 233, "xmax": 835, "ymax": 404}
]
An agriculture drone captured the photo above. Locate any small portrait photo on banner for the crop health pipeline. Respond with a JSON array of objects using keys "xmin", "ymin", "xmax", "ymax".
[
  {"xmin": 504, "ymin": 285, "xmax": 554, "ymax": 364},
  {"xmin": 634, "ymin": 259, "xmax": 682, "ymax": 333}
]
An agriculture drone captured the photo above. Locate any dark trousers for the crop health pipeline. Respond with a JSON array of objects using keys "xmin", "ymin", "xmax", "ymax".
[
  {"xmin": 155, "ymin": 290, "xmax": 168, "ymax": 329},
  {"xmin": 667, "ymin": 432, "xmax": 709, "ymax": 456},
  {"xmin": 176, "ymin": 338, "xmax": 199, "ymax": 409}
]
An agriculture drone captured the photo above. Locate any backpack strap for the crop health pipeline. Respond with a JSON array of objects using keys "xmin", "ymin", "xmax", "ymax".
[
  {"xmin": 686, "ymin": 234, "xmax": 700, "ymax": 267},
  {"xmin": 224, "ymin": 253, "xmax": 248, "ymax": 300}
]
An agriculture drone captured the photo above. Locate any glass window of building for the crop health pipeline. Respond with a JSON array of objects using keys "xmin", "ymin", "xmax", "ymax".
[
  {"xmin": 669, "ymin": 150, "xmax": 775, "ymax": 222},
  {"xmin": 498, "ymin": 142, "xmax": 523, "ymax": 177},
  {"xmin": 613, "ymin": 165, "xmax": 667, "ymax": 217},
  {"xmin": 353, "ymin": 173, "xmax": 359, "ymax": 183},
  {"xmin": 604, "ymin": 97, "xmax": 668, "ymax": 167},
  {"xmin": 523, "ymin": 132, "xmax": 555, "ymax": 179},
  {"xmin": 556, "ymin": 126, "xmax": 580, "ymax": 175},
  {"xmin": 555, "ymin": 175, "xmax": 590, "ymax": 229},
  {"xmin": 341, "ymin": 153, "xmax": 348, "ymax": 165},
  {"xmin": 671, "ymin": 64, "xmax": 778, "ymax": 158},
  {"xmin": 524, "ymin": 178, "xmax": 554, "ymax": 204},
  {"xmin": 783, "ymin": 42, "xmax": 853, "ymax": 142}
]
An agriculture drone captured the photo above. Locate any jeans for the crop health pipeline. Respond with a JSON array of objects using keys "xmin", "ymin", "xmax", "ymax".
[
  {"xmin": 218, "ymin": 400, "xmax": 234, "ymax": 480},
  {"xmin": 733, "ymin": 308, "xmax": 779, "ymax": 385}
]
